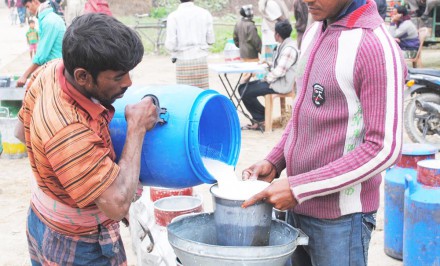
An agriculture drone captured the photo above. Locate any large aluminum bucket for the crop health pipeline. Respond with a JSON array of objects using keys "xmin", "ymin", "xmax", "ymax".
[{"xmin": 167, "ymin": 213, "xmax": 308, "ymax": 266}]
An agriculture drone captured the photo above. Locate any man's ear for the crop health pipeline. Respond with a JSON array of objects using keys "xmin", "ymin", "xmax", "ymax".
[{"xmin": 73, "ymin": 68, "xmax": 93, "ymax": 88}]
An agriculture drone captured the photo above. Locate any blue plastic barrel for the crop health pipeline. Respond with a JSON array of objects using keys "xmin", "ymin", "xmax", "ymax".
[
  {"xmin": 109, "ymin": 85, "xmax": 241, "ymax": 188},
  {"xmin": 384, "ymin": 143, "xmax": 437, "ymax": 260},
  {"xmin": 403, "ymin": 160, "xmax": 440, "ymax": 266}
]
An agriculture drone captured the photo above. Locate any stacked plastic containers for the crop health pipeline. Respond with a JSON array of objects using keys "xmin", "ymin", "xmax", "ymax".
[
  {"xmin": 384, "ymin": 143, "xmax": 437, "ymax": 259},
  {"xmin": 403, "ymin": 158, "xmax": 440, "ymax": 265}
]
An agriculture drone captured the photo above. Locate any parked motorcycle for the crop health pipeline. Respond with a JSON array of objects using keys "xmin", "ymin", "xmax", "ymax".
[{"xmin": 404, "ymin": 68, "xmax": 440, "ymax": 147}]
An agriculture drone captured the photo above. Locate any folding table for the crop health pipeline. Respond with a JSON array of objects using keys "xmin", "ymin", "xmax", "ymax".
[{"xmin": 209, "ymin": 62, "xmax": 267, "ymax": 124}]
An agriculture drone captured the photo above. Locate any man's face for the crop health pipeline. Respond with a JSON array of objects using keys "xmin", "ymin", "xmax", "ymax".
[
  {"xmin": 89, "ymin": 70, "xmax": 132, "ymax": 106},
  {"xmin": 304, "ymin": 0, "xmax": 352, "ymax": 22},
  {"xmin": 25, "ymin": 0, "xmax": 39, "ymax": 16}
]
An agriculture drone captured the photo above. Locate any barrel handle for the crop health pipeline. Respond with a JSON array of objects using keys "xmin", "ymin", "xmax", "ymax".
[
  {"xmin": 142, "ymin": 94, "xmax": 168, "ymax": 125},
  {"xmin": 405, "ymin": 174, "xmax": 417, "ymax": 194},
  {"xmin": 296, "ymin": 228, "xmax": 309, "ymax": 246}
]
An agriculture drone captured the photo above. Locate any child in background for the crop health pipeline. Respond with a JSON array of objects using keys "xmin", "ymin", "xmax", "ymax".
[{"xmin": 26, "ymin": 20, "xmax": 39, "ymax": 59}]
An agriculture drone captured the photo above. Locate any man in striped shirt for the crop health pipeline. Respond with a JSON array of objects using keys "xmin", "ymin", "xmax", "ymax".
[
  {"xmin": 242, "ymin": 0, "xmax": 406, "ymax": 265},
  {"xmin": 15, "ymin": 13, "xmax": 158, "ymax": 265}
]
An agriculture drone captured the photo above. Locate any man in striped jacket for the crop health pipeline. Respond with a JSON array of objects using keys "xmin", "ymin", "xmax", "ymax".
[{"xmin": 242, "ymin": 0, "xmax": 406, "ymax": 265}]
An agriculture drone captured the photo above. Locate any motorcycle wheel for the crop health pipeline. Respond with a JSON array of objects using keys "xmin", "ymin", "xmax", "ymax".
[{"xmin": 404, "ymin": 93, "xmax": 440, "ymax": 147}]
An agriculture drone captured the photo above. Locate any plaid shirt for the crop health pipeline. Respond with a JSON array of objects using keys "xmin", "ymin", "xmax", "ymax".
[{"xmin": 265, "ymin": 38, "xmax": 298, "ymax": 84}]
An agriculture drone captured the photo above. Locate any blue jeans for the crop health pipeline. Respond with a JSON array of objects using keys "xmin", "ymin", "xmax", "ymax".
[
  {"xmin": 17, "ymin": 7, "xmax": 26, "ymax": 24},
  {"xmin": 287, "ymin": 212, "xmax": 376, "ymax": 266},
  {"xmin": 238, "ymin": 80, "xmax": 275, "ymax": 122}
]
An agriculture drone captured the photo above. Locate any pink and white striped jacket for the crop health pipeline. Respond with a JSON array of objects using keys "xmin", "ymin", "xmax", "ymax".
[{"xmin": 266, "ymin": 0, "xmax": 407, "ymax": 219}]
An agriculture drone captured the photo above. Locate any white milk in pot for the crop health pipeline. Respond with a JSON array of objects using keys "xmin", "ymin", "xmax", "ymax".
[{"xmin": 202, "ymin": 157, "xmax": 269, "ymax": 200}]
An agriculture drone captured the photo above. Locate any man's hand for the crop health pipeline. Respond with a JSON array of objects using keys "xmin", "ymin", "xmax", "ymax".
[
  {"xmin": 16, "ymin": 76, "xmax": 27, "ymax": 87},
  {"xmin": 125, "ymin": 97, "xmax": 158, "ymax": 133},
  {"xmin": 241, "ymin": 178, "xmax": 298, "ymax": 210},
  {"xmin": 242, "ymin": 160, "xmax": 277, "ymax": 183}
]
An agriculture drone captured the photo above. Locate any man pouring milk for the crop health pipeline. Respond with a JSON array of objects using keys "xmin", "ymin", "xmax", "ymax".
[{"xmin": 241, "ymin": 0, "xmax": 406, "ymax": 265}]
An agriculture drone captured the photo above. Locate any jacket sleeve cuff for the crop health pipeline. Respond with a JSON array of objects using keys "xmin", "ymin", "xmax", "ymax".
[{"xmin": 265, "ymin": 150, "xmax": 286, "ymax": 178}]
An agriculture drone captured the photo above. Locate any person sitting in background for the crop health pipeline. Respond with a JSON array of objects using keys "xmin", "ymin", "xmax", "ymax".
[
  {"xmin": 406, "ymin": 0, "xmax": 440, "ymax": 21},
  {"xmin": 26, "ymin": 19, "xmax": 39, "ymax": 59},
  {"xmin": 389, "ymin": 6, "xmax": 420, "ymax": 59},
  {"xmin": 239, "ymin": 20, "xmax": 298, "ymax": 131},
  {"xmin": 233, "ymin": 5, "xmax": 262, "ymax": 62}
]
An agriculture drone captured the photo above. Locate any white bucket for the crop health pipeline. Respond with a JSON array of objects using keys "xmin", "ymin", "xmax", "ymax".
[{"xmin": 0, "ymin": 117, "xmax": 27, "ymax": 159}]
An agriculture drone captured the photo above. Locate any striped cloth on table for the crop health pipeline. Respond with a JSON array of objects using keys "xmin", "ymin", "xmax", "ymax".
[{"xmin": 176, "ymin": 56, "xmax": 209, "ymax": 89}]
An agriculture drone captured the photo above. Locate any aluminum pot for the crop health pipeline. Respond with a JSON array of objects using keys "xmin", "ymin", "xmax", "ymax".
[
  {"xmin": 149, "ymin": 186, "xmax": 193, "ymax": 202},
  {"xmin": 167, "ymin": 213, "xmax": 309, "ymax": 266},
  {"xmin": 210, "ymin": 184, "xmax": 273, "ymax": 246}
]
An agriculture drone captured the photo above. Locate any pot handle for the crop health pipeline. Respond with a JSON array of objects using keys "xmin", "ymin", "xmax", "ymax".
[{"xmin": 296, "ymin": 228, "xmax": 309, "ymax": 246}]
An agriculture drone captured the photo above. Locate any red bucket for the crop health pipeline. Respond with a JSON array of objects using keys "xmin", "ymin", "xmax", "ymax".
[
  {"xmin": 153, "ymin": 196, "xmax": 203, "ymax": 227},
  {"xmin": 149, "ymin": 186, "xmax": 193, "ymax": 202}
]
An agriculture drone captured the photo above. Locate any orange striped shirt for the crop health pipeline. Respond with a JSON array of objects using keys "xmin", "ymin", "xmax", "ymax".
[{"xmin": 19, "ymin": 60, "xmax": 120, "ymax": 235}]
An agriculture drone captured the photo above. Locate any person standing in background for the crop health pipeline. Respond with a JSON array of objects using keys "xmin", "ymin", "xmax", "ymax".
[
  {"xmin": 233, "ymin": 4, "xmax": 262, "ymax": 83},
  {"xmin": 165, "ymin": 0, "xmax": 215, "ymax": 89},
  {"xmin": 293, "ymin": 0, "xmax": 311, "ymax": 49},
  {"xmin": 26, "ymin": 19, "xmax": 39, "ymax": 59},
  {"xmin": 16, "ymin": 0, "xmax": 27, "ymax": 26},
  {"xmin": 233, "ymin": 4, "xmax": 262, "ymax": 62},
  {"xmin": 374, "ymin": 0, "xmax": 387, "ymax": 20},
  {"xmin": 8, "ymin": 0, "xmax": 18, "ymax": 25},
  {"xmin": 64, "ymin": 0, "xmax": 85, "ymax": 25},
  {"xmin": 17, "ymin": 0, "xmax": 66, "ymax": 87},
  {"xmin": 258, "ymin": 0, "xmax": 290, "ymax": 63}
]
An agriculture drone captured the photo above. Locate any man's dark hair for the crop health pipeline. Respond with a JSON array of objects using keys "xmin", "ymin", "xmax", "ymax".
[
  {"xmin": 62, "ymin": 13, "xmax": 144, "ymax": 80},
  {"xmin": 21, "ymin": 0, "xmax": 32, "ymax": 5},
  {"xmin": 396, "ymin": 5, "xmax": 408, "ymax": 16},
  {"xmin": 275, "ymin": 20, "xmax": 292, "ymax": 40}
]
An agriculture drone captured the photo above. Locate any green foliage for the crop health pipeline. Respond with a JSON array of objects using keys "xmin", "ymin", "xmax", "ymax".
[
  {"xmin": 195, "ymin": 0, "xmax": 228, "ymax": 13},
  {"xmin": 211, "ymin": 25, "xmax": 232, "ymax": 53},
  {"xmin": 150, "ymin": 7, "xmax": 170, "ymax": 19}
]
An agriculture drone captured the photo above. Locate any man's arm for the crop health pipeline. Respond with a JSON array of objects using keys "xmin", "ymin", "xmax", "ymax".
[
  {"xmin": 14, "ymin": 120, "xmax": 25, "ymax": 143},
  {"xmin": 94, "ymin": 98, "xmax": 157, "ymax": 220},
  {"xmin": 165, "ymin": 15, "xmax": 177, "ymax": 52},
  {"xmin": 206, "ymin": 12, "xmax": 215, "ymax": 45},
  {"xmin": 17, "ymin": 63, "xmax": 39, "ymax": 87}
]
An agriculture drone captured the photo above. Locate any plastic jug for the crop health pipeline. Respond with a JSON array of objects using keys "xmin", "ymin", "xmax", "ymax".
[
  {"xmin": 384, "ymin": 143, "xmax": 438, "ymax": 259},
  {"xmin": 109, "ymin": 85, "xmax": 241, "ymax": 188},
  {"xmin": 224, "ymin": 39, "xmax": 241, "ymax": 63}
]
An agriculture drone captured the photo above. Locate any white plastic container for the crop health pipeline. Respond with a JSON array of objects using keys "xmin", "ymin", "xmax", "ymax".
[{"xmin": 224, "ymin": 39, "xmax": 241, "ymax": 63}]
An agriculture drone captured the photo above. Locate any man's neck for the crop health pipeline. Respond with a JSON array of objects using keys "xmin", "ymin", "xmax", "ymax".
[{"xmin": 64, "ymin": 70, "xmax": 91, "ymax": 99}]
